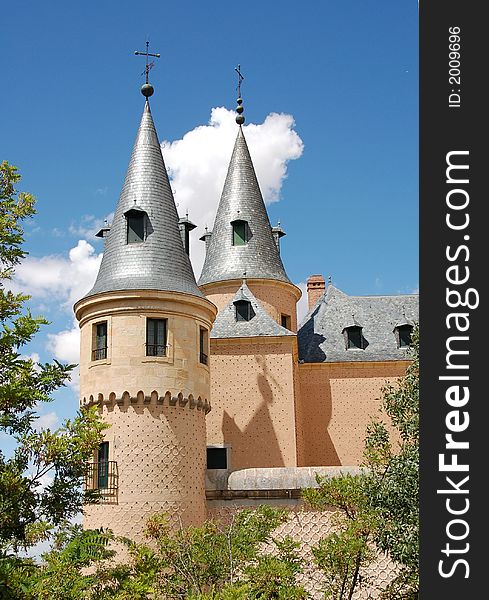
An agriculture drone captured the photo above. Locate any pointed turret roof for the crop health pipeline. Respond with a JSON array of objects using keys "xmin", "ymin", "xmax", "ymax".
[
  {"xmin": 86, "ymin": 101, "xmax": 202, "ymax": 298},
  {"xmin": 198, "ymin": 126, "xmax": 291, "ymax": 286}
]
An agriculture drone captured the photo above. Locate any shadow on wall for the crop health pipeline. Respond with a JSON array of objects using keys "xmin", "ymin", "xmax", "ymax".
[
  {"xmin": 221, "ymin": 354, "xmax": 290, "ymax": 469},
  {"xmin": 297, "ymin": 305, "xmax": 326, "ymax": 362},
  {"xmin": 299, "ymin": 377, "xmax": 341, "ymax": 467}
]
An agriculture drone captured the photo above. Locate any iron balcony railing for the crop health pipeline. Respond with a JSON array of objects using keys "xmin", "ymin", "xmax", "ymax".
[
  {"xmin": 92, "ymin": 347, "xmax": 107, "ymax": 361},
  {"xmin": 145, "ymin": 343, "xmax": 167, "ymax": 357},
  {"xmin": 200, "ymin": 351, "xmax": 208, "ymax": 365},
  {"xmin": 85, "ymin": 461, "xmax": 118, "ymax": 503}
]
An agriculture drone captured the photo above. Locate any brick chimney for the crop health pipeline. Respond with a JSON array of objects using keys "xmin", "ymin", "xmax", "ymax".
[{"xmin": 307, "ymin": 274, "xmax": 326, "ymax": 310}]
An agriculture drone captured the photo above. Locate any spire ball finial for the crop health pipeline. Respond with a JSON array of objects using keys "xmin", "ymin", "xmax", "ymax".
[{"xmin": 141, "ymin": 83, "xmax": 154, "ymax": 97}]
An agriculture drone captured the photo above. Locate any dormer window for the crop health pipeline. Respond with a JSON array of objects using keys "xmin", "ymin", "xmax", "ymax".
[
  {"xmin": 234, "ymin": 300, "xmax": 255, "ymax": 322},
  {"xmin": 343, "ymin": 325, "xmax": 366, "ymax": 350},
  {"xmin": 395, "ymin": 324, "xmax": 413, "ymax": 348},
  {"xmin": 125, "ymin": 208, "xmax": 147, "ymax": 244},
  {"xmin": 231, "ymin": 220, "xmax": 249, "ymax": 246}
]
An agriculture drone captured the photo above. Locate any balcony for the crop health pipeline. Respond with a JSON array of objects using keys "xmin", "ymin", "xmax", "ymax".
[
  {"xmin": 85, "ymin": 461, "xmax": 118, "ymax": 504},
  {"xmin": 92, "ymin": 347, "xmax": 107, "ymax": 361},
  {"xmin": 145, "ymin": 344, "xmax": 166, "ymax": 357}
]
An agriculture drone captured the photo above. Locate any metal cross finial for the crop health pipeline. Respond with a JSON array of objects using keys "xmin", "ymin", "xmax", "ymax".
[
  {"xmin": 235, "ymin": 64, "xmax": 244, "ymax": 97},
  {"xmin": 135, "ymin": 41, "xmax": 161, "ymax": 84}
]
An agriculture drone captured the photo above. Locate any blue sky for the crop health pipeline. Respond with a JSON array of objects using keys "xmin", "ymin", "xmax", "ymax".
[{"xmin": 1, "ymin": 1, "xmax": 418, "ymax": 436}]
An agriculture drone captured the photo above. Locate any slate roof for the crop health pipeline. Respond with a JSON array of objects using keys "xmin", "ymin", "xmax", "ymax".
[
  {"xmin": 211, "ymin": 282, "xmax": 294, "ymax": 339},
  {"xmin": 298, "ymin": 284, "xmax": 419, "ymax": 363},
  {"xmin": 198, "ymin": 126, "xmax": 291, "ymax": 286},
  {"xmin": 86, "ymin": 101, "xmax": 202, "ymax": 298}
]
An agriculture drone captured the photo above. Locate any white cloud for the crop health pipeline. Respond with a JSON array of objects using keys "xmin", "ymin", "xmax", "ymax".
[
  {"xmin": 47, "ymin": 321, "xmax": 80, "ymax": 364},
  {"xmin": 20, "ymin": 352, "xmax": 40, "ymax": 364},
  {"xmin": 162, "ymin": 107, "xmax": 303, "ymax": 277},
  {"xmin": 69, "ymin": 212, "xmax": 114, "ymax": 240},
  {"xmin": 11, "ymin": 241, "xmax": 98, "ymax": 394},
  {"xmin": 47, "ymin": 320, "xmax": 80, "ymax": 392},
  {"xmin": 12, "ymin": 240, "xmax": 102, "ymax": 310},
  {"xmin": 33, "ymin": 411, "xmax": 59, "ymax": 432}
]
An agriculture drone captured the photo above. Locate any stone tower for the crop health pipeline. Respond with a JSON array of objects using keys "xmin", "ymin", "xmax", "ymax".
[
  {"xmin": 199, "ymin": 98, "xmax": 303, "ymax": 470},
  {"xmin": 74, "ymin": 92, "xmax": 217, "ymax": 541}
]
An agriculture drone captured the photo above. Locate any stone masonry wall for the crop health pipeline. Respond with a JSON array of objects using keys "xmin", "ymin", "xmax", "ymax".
[
  {"xmin": 85, "ymin": 397, "xmax": 208, "ymax": 539},
  {"xmin": 208, "ymin": 337, "xmax": 299, "ymax": 469},
  {"xmin": 297, "ymin": 361, "xmax": 409, "ymax": 466}
]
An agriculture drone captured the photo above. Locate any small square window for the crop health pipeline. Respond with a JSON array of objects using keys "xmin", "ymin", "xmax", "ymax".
[
  {"xmin": 207, "ymin": 447, "xmax": 228, "ymax": 469},
  {"xmin": 146, "ymin": 318, "xmax": 167, "ymax": 356},
  {"xmin": 93, "ymin": 321, "xmax": 107, "ymax": 360},
  {"xmin": 281, "ymin": 314, "xmax": 291, "ymax": 330}
]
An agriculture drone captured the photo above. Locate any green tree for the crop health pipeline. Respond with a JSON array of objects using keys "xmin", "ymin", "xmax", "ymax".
[
  {"xmin": 25, "ymin": 525, "xmax": 114, "ymax": 600},
  {"xmin": 303, "ymin": 326, "xmax": 419, "ymax": 599},
  {"xmin": 0, "ymin": 161, "xmax": 106, "ymax": 596},
  {"xmin": 141, "ymin": 505, "xmax": 306, "ymax": 599},
  {"xmin": 27, "ymin": 506, "xmax": 308, "ymax": 599},
  {"xmin": 304, "ymin": 474, "xmax": 377, "ymax": 599},
  {"xmin": 363, "ymin": 325, "xmax": 419, "ymax": 598}
]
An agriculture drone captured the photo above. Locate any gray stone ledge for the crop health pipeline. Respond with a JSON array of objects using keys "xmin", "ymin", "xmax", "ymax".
[{"xmin": 205, "ymin": 466, "xmax": 365, "ymax": 492}]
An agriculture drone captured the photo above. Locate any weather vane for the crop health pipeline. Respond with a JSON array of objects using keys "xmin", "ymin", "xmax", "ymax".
[
  {"xmin": 235, "ymin": 64, "xmax": 244, "ymax": 97},
  {"xmin": 135, "ymin": 41, "xmax": 161, "ymax": 97},
  {"xmin": 235, "ymin": 64, "xmax": 245, "ymax": 125}
]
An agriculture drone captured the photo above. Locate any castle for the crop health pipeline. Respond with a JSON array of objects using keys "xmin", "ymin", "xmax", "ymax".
[{"xmin": 74, "ymin": 78, "xmax": 418, "ymax": 545}]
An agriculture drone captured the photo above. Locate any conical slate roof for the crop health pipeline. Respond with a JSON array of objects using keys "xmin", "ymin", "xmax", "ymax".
[
  {"xmin": 198, "ymin": 126, "xmax": 291, "ymax": 286},
  {"xmin": 86, "ymin": 101, "xmax": 202, "ymax": 298}
]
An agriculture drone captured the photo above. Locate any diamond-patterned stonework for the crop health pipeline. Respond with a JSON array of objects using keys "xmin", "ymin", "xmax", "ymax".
[
  {"xmin": 85, "ymin": 401, "xmax": 208, "ymax": 538},
  {"xmin": 207, "ymin": 505, "xmax": 397, "ymax": 600}
]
